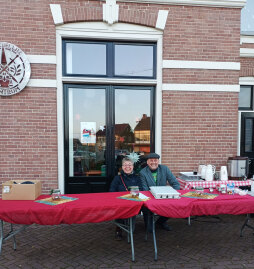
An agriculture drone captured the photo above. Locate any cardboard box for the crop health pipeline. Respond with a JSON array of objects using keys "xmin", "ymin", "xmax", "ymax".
[{"xmin": 2, "ymin": 180, "xmax": 42, "ymax": 200}]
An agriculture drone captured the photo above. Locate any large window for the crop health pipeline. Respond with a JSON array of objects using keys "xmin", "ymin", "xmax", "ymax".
[
  {"xmin": 241, "ymin": 0, "xmax": 254, "ymax": 33},
  {"xmin": 239, "ymin": 86, "xmax": 253, "ymax": 110},
  {"xmin": 63, "ymin": 40, "xmax": 156, "ymax": 79}
]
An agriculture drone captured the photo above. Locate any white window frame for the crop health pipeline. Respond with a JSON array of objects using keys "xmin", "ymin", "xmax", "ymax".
[{"xmin": 56, "ymin": 22, "xmax": 163, "ymax": 193}]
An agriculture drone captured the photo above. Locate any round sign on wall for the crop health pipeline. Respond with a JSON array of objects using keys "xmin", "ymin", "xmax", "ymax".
[{"xmin": 0, "ymin": 42, "xmax": 31, "ymax": 96}]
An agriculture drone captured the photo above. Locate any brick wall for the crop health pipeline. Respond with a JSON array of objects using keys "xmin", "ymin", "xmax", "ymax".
[
  {"xmin": 240, "ymin": 58, "xmax": 254, "ymax": 77},
  {"xmin": 162, "ymin": 91, "xmax": 239, "ymax": 175},
  {"xmin": 0, "ymin": 88, "xmax": 58, "ymax": 195},
  {"xmin": 240, "ymin": 41, "xmax": 254, "ymax": 77},
  {"xmin": 0, "ymin": 1, "xmax": 57, "ymax": 196}
]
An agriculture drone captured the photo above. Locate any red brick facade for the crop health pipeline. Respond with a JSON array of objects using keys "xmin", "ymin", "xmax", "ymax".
[
  {"xmin": 0, "ymin": 0, "xmax": 245, "ymax": 195},
  {"xmin": 240, "ymin": 42, "xmax": 254, "ymax": 77}
]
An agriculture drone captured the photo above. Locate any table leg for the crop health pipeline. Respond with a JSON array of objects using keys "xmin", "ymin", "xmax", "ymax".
[
  {"xmin": 0, "ymin": 220, "xmax": 29, "ymax": 255},
  {"xmin": 129, "ymin": 217, "xmax": 135, "ymax": 262},
  {"xmin": 10, "ymin": 223, "xmax": 17, "ymax": 250},
  {"xmin": 152, "ymin": 213, "xmax": 158, "ymax": 261},
  {"xmin": 0, "ymin": 220, "xmax": 3, "ymax": 255},
  {"xmin": 240, "ymin": 214, "xmax": 254, "ymax": 237},
  {"xmin": 114, "ymin": 217, "xmax": 135, "ymax": 262}
]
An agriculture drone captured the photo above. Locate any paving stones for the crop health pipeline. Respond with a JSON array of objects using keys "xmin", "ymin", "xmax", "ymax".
[{"xmin": 1, "ymin": 214, "xmax": 254, "ymax": 268}]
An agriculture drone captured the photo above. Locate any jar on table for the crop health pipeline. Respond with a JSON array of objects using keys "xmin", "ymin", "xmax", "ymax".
[
  {"xmin": 130, "ymin": 186, "xmax": 139, "ymax": 198},
  {"xmin": 220, "ymin": 184, "xmax": 226, "ymax": 194},
  {"xmin": 51, "ymin": 189, "xmax": 61, "ymax": 200}
]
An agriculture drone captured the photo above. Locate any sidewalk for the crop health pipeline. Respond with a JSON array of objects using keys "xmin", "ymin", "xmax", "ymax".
[{"xmin": 1, "ymin": 214, "xmax": 254, "ymax": 269}]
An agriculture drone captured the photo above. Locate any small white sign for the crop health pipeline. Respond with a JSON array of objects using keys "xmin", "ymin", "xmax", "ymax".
[
  {"xmin": 3, "ymin": 186, "xmax": 10, "ymax": 193},
  {"xmin": 80, "ymin": 122, "xmax": 96, "ymax": 144}
]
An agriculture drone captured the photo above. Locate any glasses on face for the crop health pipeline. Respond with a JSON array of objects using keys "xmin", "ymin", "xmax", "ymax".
[{"xmin": 122, "ymin": 164, "xmax": 133, "ymax": 167}]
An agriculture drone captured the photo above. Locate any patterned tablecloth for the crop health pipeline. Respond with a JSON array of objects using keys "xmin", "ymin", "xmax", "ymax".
[{"xmin": 177, "ymin": 177, "xmax": 252, "ymax": 190}]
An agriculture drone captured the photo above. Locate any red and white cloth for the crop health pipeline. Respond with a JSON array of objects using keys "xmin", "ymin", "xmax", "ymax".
[{"xmin": 178, "ymin": 178, "xmax": 251, "ymax": 190}]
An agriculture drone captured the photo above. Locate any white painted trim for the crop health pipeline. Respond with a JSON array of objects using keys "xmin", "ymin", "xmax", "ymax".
[
  {"xmin": 116, "ymin": 0, "xmax": 246, "ymax": 8},
  {"xmin": 62, "ymin": 76, "xmax": 157, "ymax": 85},
  {"xmin": 237, "ymin": 112, "xmax": 241, "ymax": 156},
  {"xmin": 50, "ymin": 4, "xmax": 63, "ymax": 25},
  {"xmin": 27, "ymin": 55, "xmax": 56, "ymax": 64},
  {"xmin": 241, "ymin": 35, "xmax": 254, "ymax": 44},
  {"xmin": 103, "ymin": 0, "xmax": 119, "ymax": 25},
  {"xmin": 56, "ymin": 21, "xmax": 163, "ymax": 192},
  {"xmin": 156, "ymin": 10, "xmax": 169, "ymax": 30},
  {"xmin": 163, "ymin": 60, "xmax": 240, "ymax": 70},
  {"xmin": 240, "ymin": 48, "xmax": 254, "ymax": 57},
  {"xmin": 27, "ymin": 79, "xmax": 57, "ymax": 88},
  {"xmin": 239, "ymin": 77, "xmax": 254, "ymax": 85},
  {"xmin": 162, "ymin": 84, "xmax": 240, "ymax": 92},
  {"xmin": 56, "ymin": 31, "xmax": 64, "ymax": 194},
  {"xmin": 56, "ymin": 22, "xmax": 162, "ymax": 40}
]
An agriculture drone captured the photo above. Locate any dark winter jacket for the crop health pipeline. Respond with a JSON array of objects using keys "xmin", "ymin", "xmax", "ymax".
[
  {"xmin": 109, "ymin": 170, "xmax": 142, "ymax": 192},
  {"xmin": 139, "ymin": 164, "xmax": 180, "ymax": 191}
]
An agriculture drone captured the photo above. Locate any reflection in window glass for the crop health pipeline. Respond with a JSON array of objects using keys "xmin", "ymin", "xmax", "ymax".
[
  {"xmin": 115, "ymin": 89, "xmax": 151, "ymax": 174},
  {"xmin": 241, "ymin": 0, "xmax": 254, "ymax": 33},
  {"xmin": 66, "ymin": 43, "xmax": 106, "ymax": 75},
  {"xmin": 239, "ymin": 86, "xmax": 252, "ymax": 109},
  {"xmin": 115, "ymin": 45, "xmax": 154, "ymax": 77},
  {"xmin": 68, "ymin": 88, "xmax": 106, "ymax": 177},
  {"xmin": 245, "ymin": 119, "xmax": 253, "ymax": 152}
]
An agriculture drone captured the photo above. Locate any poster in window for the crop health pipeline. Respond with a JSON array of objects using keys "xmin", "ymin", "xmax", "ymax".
[{"xmin": 81, "ymin": 122, "xmax": 96, "ymax": 144}]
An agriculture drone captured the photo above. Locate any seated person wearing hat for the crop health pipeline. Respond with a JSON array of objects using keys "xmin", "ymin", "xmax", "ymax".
[{"xmin": 140, "ymin": 153, "xmax": 180, "ymax": 231}]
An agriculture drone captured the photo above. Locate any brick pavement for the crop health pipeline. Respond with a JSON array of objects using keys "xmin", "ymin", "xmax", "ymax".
[{"xmin": 1, "ymin": 214, "xmax": 254, "ymax": 269}]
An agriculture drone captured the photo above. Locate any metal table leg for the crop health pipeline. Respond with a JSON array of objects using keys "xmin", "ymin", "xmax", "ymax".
[
  {"xmin": 114, "ymin": 217, "xmax": 135, "ymax": 262},
  {"xmin": 0, "ymin": 220, "xmax": 28, "ymax": 255},
  {"xmin": 152, "ymin": 213, "xmax": 157, "ymax": 261},
  {"xmin": 129, "ymin": 217, "xmax": 135, "ymax": 262},
  {"xmin": 240, "ymin": 214, "xmax": 254, "ymax": 237}
]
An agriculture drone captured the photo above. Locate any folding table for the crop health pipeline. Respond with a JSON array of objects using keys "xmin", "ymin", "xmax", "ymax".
[
  {"xmin": 0, "ymin": 192, "xmax": 144, "ymax": 261},
  {"xmin": 143, "ymin": 190, "xmax": 254, "ymax": 260}
]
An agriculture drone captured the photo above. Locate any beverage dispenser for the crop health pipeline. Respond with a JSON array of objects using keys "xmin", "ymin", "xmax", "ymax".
[{"xmin": 227, "ymin": 156, "xmax": 249, "ymax": 180}]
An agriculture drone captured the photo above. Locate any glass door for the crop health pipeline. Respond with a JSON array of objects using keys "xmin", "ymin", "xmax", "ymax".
[
  {"xmin": 64, "ymin": 84, "xmax": 154, "ymax": 194},
  {"xmin": 241, "ymin": 112, "xmax": 254, "ymax": 178},
  {"xmin": 114, "ymin": 87, "xmax": 154, "ymax": 174}
]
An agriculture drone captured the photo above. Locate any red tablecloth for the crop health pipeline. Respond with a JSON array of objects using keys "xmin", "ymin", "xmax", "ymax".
[
  {"xmin": 191, "ymin": 191, "xmax": 254, "ymax": 216},
  {"xmin": 0, "ymin": 192, "xmax": 143, "ymax": 225},
  {"xmin": 144, "ymin": 190, "xmax": 254, "ymax": 218},
  {"xmin": 178, "ymin": 178, "xmax": 251, "ymax": 190},
  {"xmin": 143, "ymin": 191, "xmax": 194, "ymax": 218}
]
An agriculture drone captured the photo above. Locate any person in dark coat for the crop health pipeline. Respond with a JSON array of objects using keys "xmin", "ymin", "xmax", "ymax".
[
  {"xmin": 140, "ymin": 153, "xmax": 180, "ymax": 232},
  {"xmin": 110, "ymin": 157, "xmax": 142, "ymax": 240}
]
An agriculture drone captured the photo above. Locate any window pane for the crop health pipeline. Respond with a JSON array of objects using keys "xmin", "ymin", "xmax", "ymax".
[
  {"xmin": 115, "ymin": 88, "xmax": 151, "ymax": 174},
  {"xmin": 68, "ymin": 88, "xmax": 106, "ymax": 177},
  {"xmin": 241, "ymin": 0, "xmax": 254, "ymax": 33},
  {"xmin": 239, "ymin": 86, "xmax": 252, "ymax": 108},
  {"xmin": 66, "ymin": 43, "xmax": 106, "ymax": 75},
  {"xmin": 115, "ymin": 44, "xmax": 154, "ymax": 77},
  {"xmin": 245, "ymin": 119, "xmax": 253, "ymax": 152}
]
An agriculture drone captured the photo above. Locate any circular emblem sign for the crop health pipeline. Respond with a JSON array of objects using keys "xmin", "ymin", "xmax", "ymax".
[{"xmin": 0, "ymin": 42, "xmax": 31, "ymax": 96}]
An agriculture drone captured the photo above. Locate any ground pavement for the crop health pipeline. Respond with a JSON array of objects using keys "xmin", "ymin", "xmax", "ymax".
[{"xmin": 1, "ymin": 214, "xmax": 254, "ymax": 269}]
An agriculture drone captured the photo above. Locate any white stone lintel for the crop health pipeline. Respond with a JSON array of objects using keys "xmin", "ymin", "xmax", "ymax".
[
  {"xmin": 163, "ymin": 83, "xmax": 240, "ymax": 92},
  {"xmin": 27, "ymin": 79, "xmax": 57, "ymax": 88},
  {"xmin": 116, "ymin": 0, "xmax": 246, "ymax": 8},
  {"xmin": 50, "ymin": 4, "xmax": 64, "ymax": 25},
  {"xmin": 103, "ymin": 0, "xmax": 119, "ymax": 25},
  {"xmin": 27, "ymin": 55, "xmax": 56, "ymax": 64},
  {"xmin": 163, "ymin": 60, "xmax": 240, "ymax": 70},
  {"xmin": 156, "ymin": 10, "xmax": 169, "ymax": 30}
]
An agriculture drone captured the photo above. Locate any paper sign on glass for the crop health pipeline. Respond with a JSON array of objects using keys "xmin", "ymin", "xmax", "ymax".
[{"xmin": 81, "ymin": 122, "xmax": 96, "ymax": 144}]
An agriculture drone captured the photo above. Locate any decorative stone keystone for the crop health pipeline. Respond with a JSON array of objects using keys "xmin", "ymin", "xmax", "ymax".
[{"xmin": 103, "ymin": 0, "xmax": 119, "ymax": 25}]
